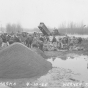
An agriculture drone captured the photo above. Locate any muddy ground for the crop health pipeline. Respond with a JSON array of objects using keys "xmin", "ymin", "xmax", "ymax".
[{"xmin": 1, "ymin": 40, "xmax": 88, "ymax": 88}]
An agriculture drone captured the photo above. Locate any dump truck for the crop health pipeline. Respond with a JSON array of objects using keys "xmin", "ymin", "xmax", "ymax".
[{"xmin": 38, "ymin": 22, "xmax": 51, "ymax": 36}]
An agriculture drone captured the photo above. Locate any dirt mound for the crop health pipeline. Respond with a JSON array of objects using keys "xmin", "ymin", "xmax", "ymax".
[
  {"xmin": 32, "ymin": 47, "xmax": 49, "ymax": 59},
  {"xmin": 0, "ymin": 43, "xmax": 52, "ymax": 79},
  {"xmin": 0, "ymin": 85, "xmax": 10, "ymax": 88}
]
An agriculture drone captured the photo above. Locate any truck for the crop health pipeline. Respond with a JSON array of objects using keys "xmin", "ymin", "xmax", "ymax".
[{"xmin": 38, "ymin": 22, "xmax": 51, "ymax": 36}]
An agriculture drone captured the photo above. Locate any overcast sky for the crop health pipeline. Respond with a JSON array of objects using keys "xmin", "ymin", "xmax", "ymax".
[{"xmin": 0, "ymin": 0, "xmax": 88, "ymax": 29}]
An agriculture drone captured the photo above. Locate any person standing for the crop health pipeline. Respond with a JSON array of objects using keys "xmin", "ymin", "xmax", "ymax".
[{"xmin": 52, "ymin": 36, "xmax": 57, "ymax": 43}]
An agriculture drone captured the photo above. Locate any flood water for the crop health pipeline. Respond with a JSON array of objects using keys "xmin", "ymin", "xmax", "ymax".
[{"xmin": 47, "ymin": 55, "xmax": 88, "ymax": 82}]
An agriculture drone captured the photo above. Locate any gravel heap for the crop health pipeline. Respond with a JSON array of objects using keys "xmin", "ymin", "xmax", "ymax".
[{"xmin": 0, "ymin": 43, "xmax": 52, "ymax": 79}]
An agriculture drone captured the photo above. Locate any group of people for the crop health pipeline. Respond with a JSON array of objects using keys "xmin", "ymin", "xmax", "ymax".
[
  {"xmin": 43, "ymin": 35, "xmax": 83, "ymax": 51},
  {"xmin": 0, "ymin": 32, "xmax": 83, "ymax": 51},
  {"xmin": 0, "ymin": 32, "xmax": 48, "ymax": 51}
]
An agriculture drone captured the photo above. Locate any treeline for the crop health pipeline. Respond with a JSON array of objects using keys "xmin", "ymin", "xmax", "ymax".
[
  {"xmin": 0, "ymin": 22, "xmax": 88, "ymax": 35},
  {"xmin": 28, "ymin": 27, "xmax": 88, "ymax": 35},
  {"xmin": 6, "ymin": 23, "xmax": 23, "ymax": 34},
  {"xmin": 57, "ymin": 28, "xmax": 88, "ymax": 34},
  {"xmin": 57, "ymin": 22, "xmax": 88, "ymax": 34}
]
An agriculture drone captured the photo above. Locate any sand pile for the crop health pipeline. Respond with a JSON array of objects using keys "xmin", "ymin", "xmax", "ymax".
[
  {"xmin": 0, "ymin": 43, "xmax": 52, "ymax": 79},
  {"xmin": 0, "ymin": 85, "xmax": 10, "ymax": 88},
  {"xmin": 32, "ymin": 47, "xmax": 49, "ymax": 59}
]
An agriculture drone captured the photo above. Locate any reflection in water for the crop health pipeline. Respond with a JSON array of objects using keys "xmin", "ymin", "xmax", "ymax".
[{"xmin": 47, "ymin": 55, "xmax": 88, "ymax": 82}]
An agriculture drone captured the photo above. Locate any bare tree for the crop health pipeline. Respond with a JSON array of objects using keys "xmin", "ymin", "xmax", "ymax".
[
  {"xmin": 6, "ymin": 24, "xmax": 12, "ymax": 34},
  {"xmin": 16, "ymin": 24, "xmax": 23, "ymax": 33},
  {"xmin": 6, "ymin": 23, "xmax": 23, "ymax": 34}
]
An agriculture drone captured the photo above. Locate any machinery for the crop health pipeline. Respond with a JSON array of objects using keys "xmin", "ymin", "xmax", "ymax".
[{"xmin": 38, "ymin": 22, "xmax": 51, "ymax": 36}]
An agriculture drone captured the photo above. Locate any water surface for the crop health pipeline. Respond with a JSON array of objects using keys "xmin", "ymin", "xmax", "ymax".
[{"xmin": 48, "ymin": 55, "xmax": 88, "ymax": 82}]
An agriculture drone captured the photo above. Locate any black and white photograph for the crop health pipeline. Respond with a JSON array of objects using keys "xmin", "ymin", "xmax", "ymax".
[{"xmin": 0, "ymin": 0, "xmax": 88, "ymax": 88}]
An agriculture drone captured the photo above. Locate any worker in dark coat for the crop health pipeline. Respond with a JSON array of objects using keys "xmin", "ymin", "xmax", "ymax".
[
  {"xmin": 38, "ymin": 40, "xmax": 44, "ymax": 51},
  {"xmin": 25, "ymin": 35, "xmax": 33, "ymax": 47},
  {"xmin": 78, "ymin": 37, "xmax": 82, "ymax": 44},
  {"xmin": 52, "ymin": 36, "xmax": 57, "ymax": 43},
  {"xmin": 1, "ymin": 33, "xmax": 7, "ymax": 43}
]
